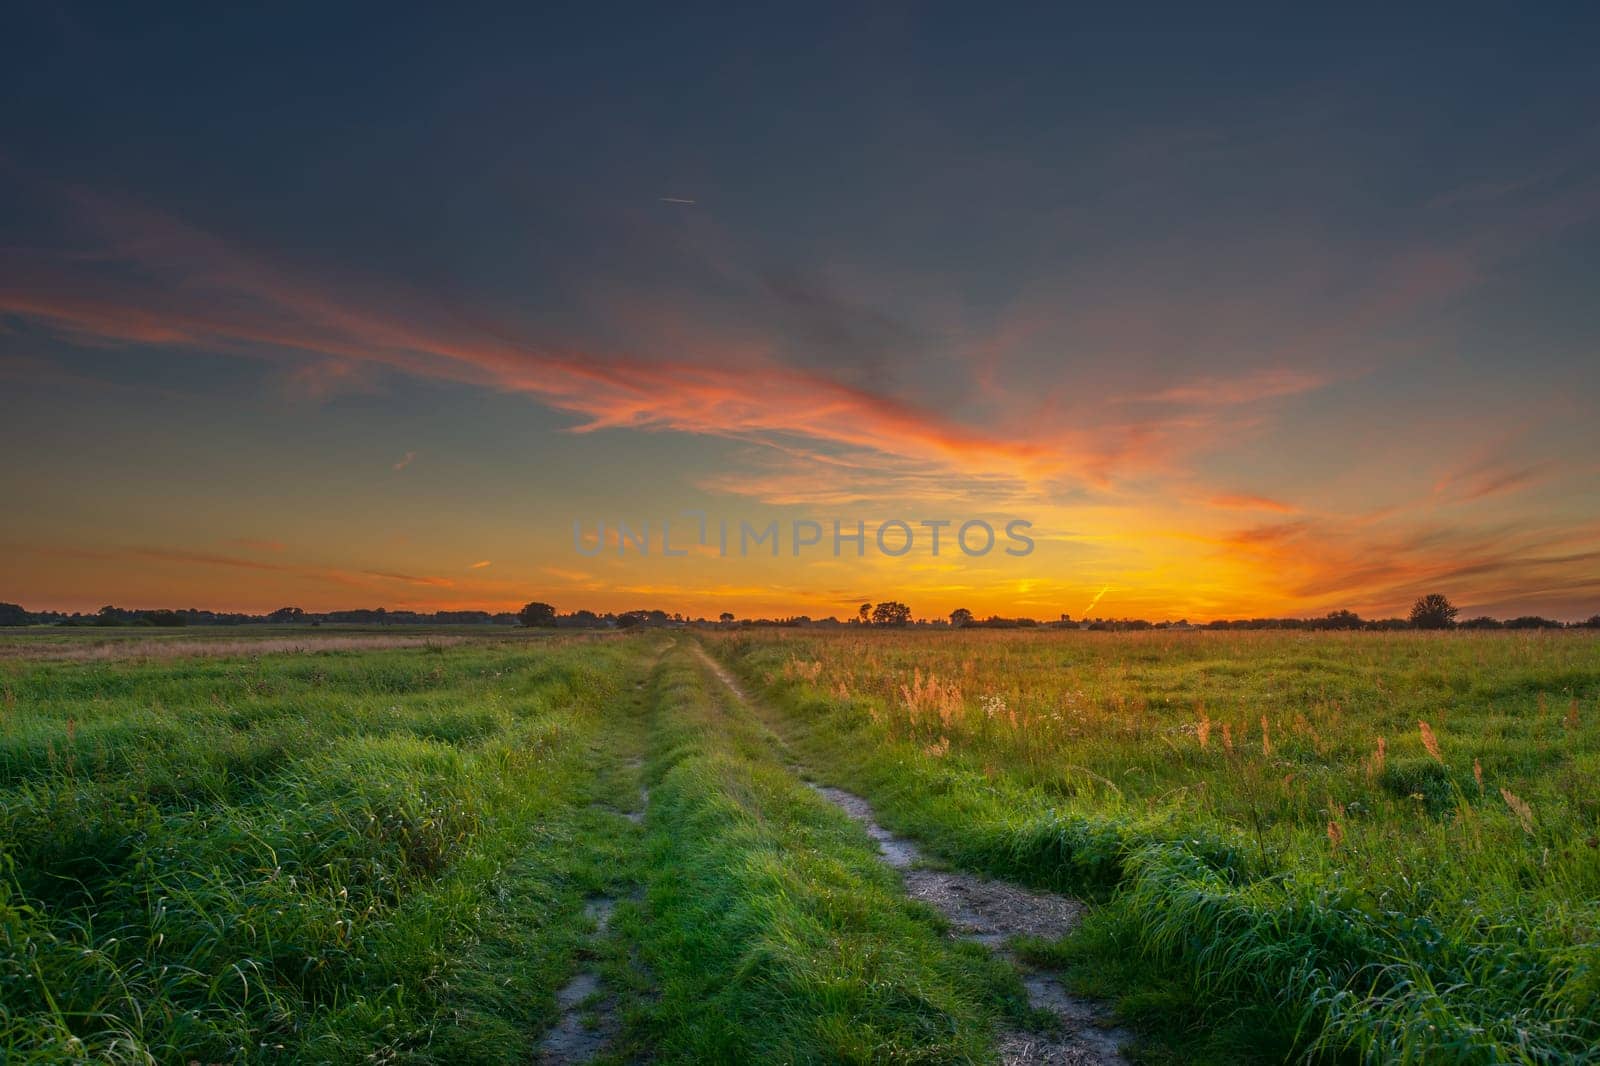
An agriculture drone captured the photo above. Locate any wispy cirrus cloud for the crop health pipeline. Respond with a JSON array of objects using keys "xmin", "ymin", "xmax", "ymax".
[
  {"xmin": 4, "ymin": 176, "xmax": 1597, "ymax": 620},
  {"xmin": 226, "ymin": 538, "xmax": 286, "ymax": 554},
  {"xmin": 0, "ymin": 187, "xmax": 1350, "ymax": 503},
  {"xmin": 13, "ymin": 542, "xmax": 458, "ymax": 590},
  {"xmin": 1197, "ymin": 512, "xmax": 1600, "ymax": 617},
  {"xmin": 1206, "ymin": 493, "xmax": 1300, "ymax": 514},
  {"xmin": 1432, "ymin": 456, "xmax": 1560, "ymax": 504},
  {"xmin": 1119, "ymin": 368, "xmax": 1329, "ymax": 408}
]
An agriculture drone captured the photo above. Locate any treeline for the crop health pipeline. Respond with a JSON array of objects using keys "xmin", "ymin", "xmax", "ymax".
[
  {"xmin": 0, "ymin": 604, "xmax": 521, "ymax": 628},
  {"xmin": 5, "ymin": 599, "xmax": 1598, "ymax": 632},
  {"xmin": 1073, "ymin": 613, "xmax": 1599, "ymax": 631}
]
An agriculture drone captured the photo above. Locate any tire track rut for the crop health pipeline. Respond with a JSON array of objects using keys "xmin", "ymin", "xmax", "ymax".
[
  {"xmin": 692, "ymin": 642, "xmax": 1132, "ymax": 1066},
  {"xmin": 535, "ymin": 731, "xmax": 652, "ymax": 1061}
]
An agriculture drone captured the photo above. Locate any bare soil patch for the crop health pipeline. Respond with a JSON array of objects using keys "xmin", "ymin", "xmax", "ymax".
[
  {"xmin": 536, "ymin": 898, "xmax": 622, "ymax": 1064},
  {"xmin": 810, "ymin": 781, "xmax": 1131, "ymax": 1065}
]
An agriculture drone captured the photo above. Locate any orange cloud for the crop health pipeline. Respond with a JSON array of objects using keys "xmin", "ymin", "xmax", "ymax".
[
  {"xmin": 1121, "ymin": 368, "xmax": 1329, "ymax": 408},
  {"xmin": 14, "ymin": 543, "xmax": 466, "ymax": 598},
  {"xmin": 1432, "ymin": 457, "xmax": 1559, "ymax": 503},
  {"xmin": 1207, "ymin": 493, "xmax": 1300, "ymax": 514},
  {"xmin": 0, "ymin": 189, "xmax": 1330, "ymax": 504},
  {"xmin": 5, "ymin": 185, "xmax": 1596, "ymax": 621}
]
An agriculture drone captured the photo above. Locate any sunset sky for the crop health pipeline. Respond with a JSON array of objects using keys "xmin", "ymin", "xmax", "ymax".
[{"xmin": 3, "ymin": 7, "xmax": 1598, "ymax": 621}]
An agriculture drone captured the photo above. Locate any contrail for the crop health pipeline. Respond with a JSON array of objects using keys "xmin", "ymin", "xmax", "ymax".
[
  {"xmin": 1082, "ymin": 585, "xmax": 1111, "ymax": 616},
  {"xmin": 660, "ymin": 196, "xmax": 696, "ymax": 205}
]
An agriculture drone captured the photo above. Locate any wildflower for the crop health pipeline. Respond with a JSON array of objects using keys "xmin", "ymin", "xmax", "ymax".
[
  {"xmin": 1472, "ymin": 758, "xmax": 1483, "ymax": 793},
  {"xmin": 1327, "ymin": 820, "xmax": 1344, "ymax": 851},
  {"xmin": 1260, "ymin": 715, "xmax": 1272, "ymax": 757},
  {"xmin": 1196, "ymin": 711, "xmax": 1211, "ymax": 750},
  {"xmin": 1222, "ymin": 721, "xmax": 1234, "ymax": 754}
]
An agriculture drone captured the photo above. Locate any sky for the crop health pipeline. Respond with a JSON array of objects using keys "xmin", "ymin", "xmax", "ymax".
[{"xmin": 3, "ymin": 5, "xmax": 1599, "ymax": 621}]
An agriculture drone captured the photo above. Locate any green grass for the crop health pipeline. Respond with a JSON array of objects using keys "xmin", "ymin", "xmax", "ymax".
[
  {"xmin": 706, "ymin": 628, "xmax": 1600, "ymax": 1064},
  {"xmin": 628, "ymin": 643, "xmax": 1025, "ymax": 1063},
  {"xmin": 0, "ymin": 635, "xmax": 647, "ymax": 1063},
  {"xmin": 5, "ymin": 626, "xmax": 1595, "ymax": 1063},
  {"xmin": 0, "ymin": 632, "xmax": 1044, "ymax": 1064}
]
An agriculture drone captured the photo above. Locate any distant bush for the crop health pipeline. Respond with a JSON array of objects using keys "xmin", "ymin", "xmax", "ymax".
[{"xmin": 1409, "ymin": 593, "xmax": 1459, "ymax": 629}]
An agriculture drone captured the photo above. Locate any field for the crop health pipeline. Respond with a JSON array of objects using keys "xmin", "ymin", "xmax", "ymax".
[{"xmin": 1, "ymin": 628, "xmax": 1596, "ymax": 1064}]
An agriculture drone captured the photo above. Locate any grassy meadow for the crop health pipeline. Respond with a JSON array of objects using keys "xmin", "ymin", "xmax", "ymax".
[
  {"xmin": 1, "ymin": 626, "xmax": 1596, "ymax": 1063},
  {"xmin": 707, "ymin": 628, "xmax": 1600, "ymax": 1063},
  {"xmin": 0, "ymin": 632, "xmax": 653, "ymax": 1063}
]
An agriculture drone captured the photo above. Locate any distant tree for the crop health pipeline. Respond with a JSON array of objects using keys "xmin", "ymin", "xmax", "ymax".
[
  {"xmin": 518, "ymin": 601, "xmax": 557, "ymax": 627},
  {"xmin": 949, "ymin": 607, "xmax": 974, "ymax": 628},
  {"xmin": 1583, "ymin": 615, "xmax": 1600, "ymax": 629},
  {"xmin": 142, "ymin": 610, "xmax": 187, "ymax": 627},
  {"xmin": 858, "ymin": 603, "xmax": 871, "ymax": 624},
  {"xmin": 1505, "ymin": 616, "xmax": 1561, "ymax": 630},
  {"xmin": 1409, "ymin": 594, "xmax": 1458, "ymax": 630},
  {"xmin": 719, "ymin": 611, "xmax": 735, "ymax": 625},
  {"xmin": 1459, "ymin": 616, "xmax": 1503, "ymax": 630},
  {"xmin": 1321, "ymin": 609, "xmax": 1364, "ymax": 631},
  {"xmin": 267, "ymin": 606, "xmax": 305, "ymax": 624},
  {"xmin": 0, "ymin": 602, "xmax": 31, "ymax": 626},
  {"xmin": 871, "ymin": 601, "xmax": 911, "ymax": 626}
]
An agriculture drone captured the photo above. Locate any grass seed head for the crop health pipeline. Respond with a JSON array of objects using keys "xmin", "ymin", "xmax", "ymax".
[
  {"xmin": 1500, "ymin": 787, "xmax": 1535, "ymax": 834},
  {"xmin": 1418, "ymin": 720, "xmax": 1443, "ymax": 763},
  {"xmin": 1367, "ymin": 736, "xmax": 1387, "ymax": 780}
]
